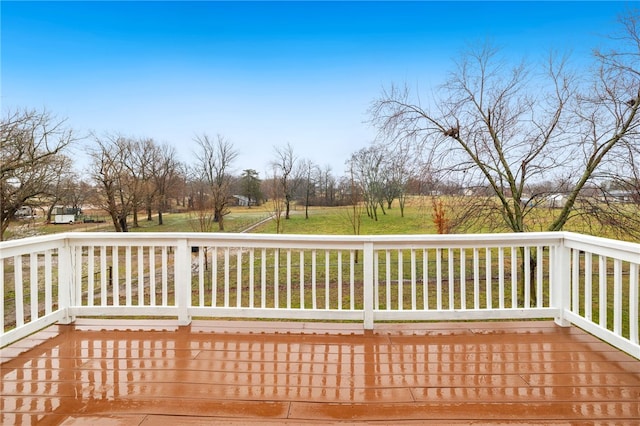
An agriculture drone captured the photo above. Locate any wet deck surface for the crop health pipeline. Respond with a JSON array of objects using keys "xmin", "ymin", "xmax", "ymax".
[{"xmin": 1, "ymin": 320, "xmax": 640, "ymax": 425}]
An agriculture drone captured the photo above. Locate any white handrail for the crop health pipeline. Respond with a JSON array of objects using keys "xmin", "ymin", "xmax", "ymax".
[{"xmin": 1, "ymin": 231, "xmax": 638, "ymax": 359}]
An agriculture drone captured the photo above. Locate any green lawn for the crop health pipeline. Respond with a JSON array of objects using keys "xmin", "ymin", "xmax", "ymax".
[
  {"xmin": 254, "ymin": 204, "xmax": 438, "ymax": 235},
  {"xmin": 8, "ymin": 196, "xmax": 640, "ymax": 240}
]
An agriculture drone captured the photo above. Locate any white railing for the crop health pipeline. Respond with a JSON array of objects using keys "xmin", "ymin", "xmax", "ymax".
[{"xmin": 1, "ymin": 232, "xmax": 638, "ymax": 358}]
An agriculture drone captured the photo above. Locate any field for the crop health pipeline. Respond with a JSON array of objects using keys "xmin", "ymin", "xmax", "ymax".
[
  {"xmin": 6, "ymin": 196, "xmax": 639, "ymax": 241},
  {"xmin": 5, "ymin": 200, "xmax": 437, "ymax": 239},
  {"xmin": 6, "ymin": 207, "xmax": 272, "ymax": 238}
]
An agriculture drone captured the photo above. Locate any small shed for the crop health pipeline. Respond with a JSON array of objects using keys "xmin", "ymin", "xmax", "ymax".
[
  {"xmin": 232, "ymin": 195, "xmax": 250, "ymax": 207},
  {"xmin": 546, "ymin": 194, "xmax": 567, "ymax": 209}
]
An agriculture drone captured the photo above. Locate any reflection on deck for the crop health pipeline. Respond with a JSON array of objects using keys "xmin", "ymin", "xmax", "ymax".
[{"xmin": 2, "ymin": 320, "xmax": 639, "ymax": 424}]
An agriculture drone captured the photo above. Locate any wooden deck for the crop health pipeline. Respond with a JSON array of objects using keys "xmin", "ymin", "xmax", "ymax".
[{"xmin": 1, "ymin": 320, "xmax": 639, "ymax": 425}]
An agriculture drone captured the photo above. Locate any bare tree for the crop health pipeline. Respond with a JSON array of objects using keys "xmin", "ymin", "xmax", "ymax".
[
  {"xmin": 188, "ymin": 177, "xmax": 216, "ymax": 233},
  {"xmin": 175, "ymin": 163, "xmax": 190, "ymax": 209},
  {"xmin": 150, "ymin": 142, "xmax": 181, "ymax": 225},
  {"xmin": 122, "ymin": 138, "xmax": 155, "ymax": 228},
  {"xmin": 371, "ymin": 13, "xmax": 640, "ymax": 304},
  {"xmin": 67, "ymin": 180, "xmax": 93, "ymax": 215},
  {"xmin": 345, "ymin": 163, "xmax": 364, "ymax": 236},
  {"xmin": 271, "ymin": 143, "xmax": 297, "ymax": 219},
  {"xmin": 318, "ymin": 164, "xmax": 337, "ymax": 206},
  {"xmin": 88, "ymin": 135, "xmax": 137, "ymax": 232},
  {"xmin": 297, "ymin": 158, "xmax": 319, "ymax": 219},
  {"xmin": 347, "ymin": 145, "xmax": 385, "ymax": 221},
  {"xmin": 573, "ymin": 11, "xmax": 640, "ymax": 239},
  {"xmin": 371, "ymin": 26, "xmax": 640, "ymax": 235},
  {"xmin": 0, "ymin": 108, "xmax": 77, "ymax": 240},
  {"xmin": 379, "ymin": 139, "xmax": 417, "ymax": 217},
  {"xmin": 263, "ymin": 167, "xmax": 285, "ymax": 233},
  {"xmin": 42, "ymin": 154, "xmax": 76, "ymax": 223},
  {"xmin": 194, "ymin": 134, "xmax": 238, "ymax": 231}
]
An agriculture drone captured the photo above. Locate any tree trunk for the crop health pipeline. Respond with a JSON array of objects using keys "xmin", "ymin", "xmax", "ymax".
[
  {"xmin": 46, "ymin": 205, "xmax": 55, "ymax": 224},
  {"xmin": 109, "ymin": 211, "xmax": 122, "ymax": 232},
  {"xmin": 285, "ymin": 196, "xmax": 291, "ymax": 219},
  {"xmin": 119, "ymin": 216, "xmax": 129, "ymax": 232},
  {"xmin": 0, "ymin": 221, "xmax": 8, "ymax": 241}
]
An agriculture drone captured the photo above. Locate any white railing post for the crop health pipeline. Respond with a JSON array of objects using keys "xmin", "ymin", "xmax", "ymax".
[
  {"xmin": 363, "ymin": 242, "xmax": 374, "ymax": 330},
  {"xmin": 57, "ymin": 238, "xmax": 75, "ymax": 324},
  {"xmin": 552, "ymin": 238, "xmax": 571, "ymax": 327},
  {"xmin": 176, "ymin": 239, "xmax": 192, "ymax": 326}
]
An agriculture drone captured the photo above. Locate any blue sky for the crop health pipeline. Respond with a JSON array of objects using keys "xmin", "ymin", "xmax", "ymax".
[{"xmin": 1, "ymin": 1, "xmax": 634, "ymax": 176}]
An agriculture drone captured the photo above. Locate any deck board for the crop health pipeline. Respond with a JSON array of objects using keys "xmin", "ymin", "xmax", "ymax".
[{"xmin": 1, "ymin": 320, "xmax": 639, "ymax": 424}]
